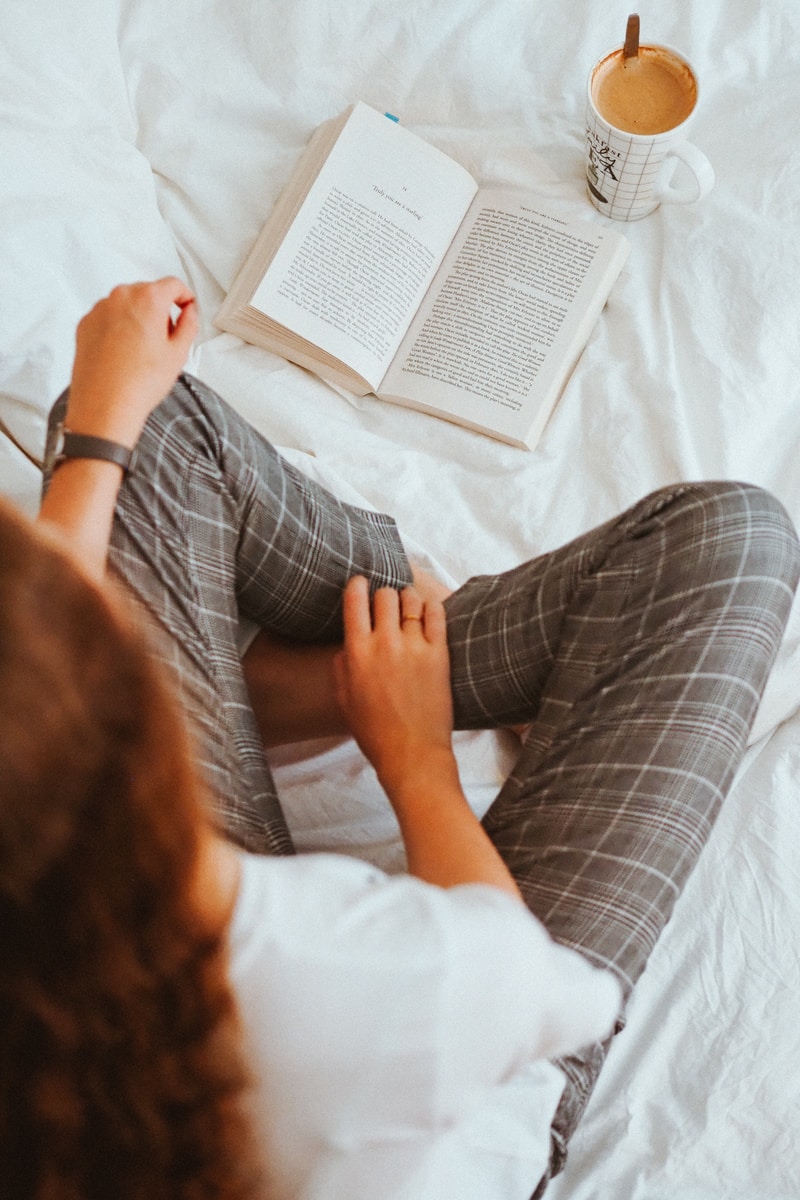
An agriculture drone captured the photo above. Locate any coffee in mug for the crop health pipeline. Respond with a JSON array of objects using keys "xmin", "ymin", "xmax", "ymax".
[
  {"xmin": 585, "ymin": 42, "xmax": 714, "ymax": 220},
  {"xmin": 592, "ymin": 45, "xmax": 696, "ymax": 134}
]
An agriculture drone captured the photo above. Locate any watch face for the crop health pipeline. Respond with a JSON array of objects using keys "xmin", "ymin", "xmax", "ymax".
[{"xmin": 53, "ymin": 423, "xmax": 66, "ymax": 459}]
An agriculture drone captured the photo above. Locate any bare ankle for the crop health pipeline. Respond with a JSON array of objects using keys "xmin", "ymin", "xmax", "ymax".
[{"xmin": 242, "ymin": 631, "xmax": 348, "ymax": 747}]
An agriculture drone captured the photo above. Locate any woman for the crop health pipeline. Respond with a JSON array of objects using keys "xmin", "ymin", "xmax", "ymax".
[{"xmin": 3, "ymin": 277, "xmax": 798, "ymax": 1197}]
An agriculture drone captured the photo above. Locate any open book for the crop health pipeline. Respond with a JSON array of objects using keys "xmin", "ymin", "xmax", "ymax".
[{"xmin": 216, "ymin": 102, "xmax": 630, "ymax": 449}]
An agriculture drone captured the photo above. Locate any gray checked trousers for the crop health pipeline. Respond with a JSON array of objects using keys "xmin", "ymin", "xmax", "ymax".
[{"xmin": 45, "ymin": 375, "xmax": 800, "ymax": 1191}]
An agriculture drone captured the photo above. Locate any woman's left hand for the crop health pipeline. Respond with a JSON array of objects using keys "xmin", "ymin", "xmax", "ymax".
[
  {"xmin": 39, "ymin": 279, "xmax": 197, "ymax": 581},
  {"xmin": 333, "ymin": 576, "xmax": 523, "ymax": 898},
  {"xmin": 333, "ymin": 577, "xmax": 454, "ymax": 794}
]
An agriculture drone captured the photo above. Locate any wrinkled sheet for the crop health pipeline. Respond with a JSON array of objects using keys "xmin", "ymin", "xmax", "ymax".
[{"xmin": 2, "ymin": 1, "xmax": 799, "ymax": 1195}]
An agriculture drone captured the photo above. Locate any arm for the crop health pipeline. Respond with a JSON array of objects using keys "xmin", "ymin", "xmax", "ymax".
[
  {"xmin": 38, "ymin": 278, "xmax": 198, "ymax": 580},
  {"xmin": 333, "ymin": 576, "xmax": 523, "ymax": 899}
]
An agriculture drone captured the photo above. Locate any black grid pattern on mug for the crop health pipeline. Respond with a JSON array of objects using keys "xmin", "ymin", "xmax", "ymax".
[{"xmin": 586, "ymin": 107, "xmax": 662, "ymax": 221}]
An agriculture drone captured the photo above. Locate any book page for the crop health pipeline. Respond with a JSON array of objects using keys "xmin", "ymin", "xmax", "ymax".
[
  {"xmin": 249, "ymin": 103, "xmax": 478, "ymax": 390},
  {"xmin": 384, "ymin": 190, "xmax": 627, "ymax": 441}
]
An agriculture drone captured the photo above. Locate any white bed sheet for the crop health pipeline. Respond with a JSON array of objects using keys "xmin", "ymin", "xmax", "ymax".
[{"xmin": 2, "ymin": 1, "xmax": 799, "ymax": 1195}]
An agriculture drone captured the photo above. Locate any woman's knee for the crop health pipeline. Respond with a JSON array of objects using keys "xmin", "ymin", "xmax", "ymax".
[
  {"xmin": 628, "ymin": 481, "xmax": 800, "ymax": 597},
  {"xmin": 675, "ymin": 481, "xmax": 799, "ymax": 591},
  {"xmin": 142, "ymin": 373, "xmax": 228, "ymax": 446},
  {"xmin": 135, "ymin": 373, "xmax": 284, "ymax": 488}
]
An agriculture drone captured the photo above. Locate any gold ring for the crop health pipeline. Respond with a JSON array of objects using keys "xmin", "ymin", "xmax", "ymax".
[{"xmin": 402, "ymin": 615, "xmax": 423, "ymax": 623}]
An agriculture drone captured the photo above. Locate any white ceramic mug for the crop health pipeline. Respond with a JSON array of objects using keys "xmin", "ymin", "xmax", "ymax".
[{"xmin": 585, "ymin": 42, "xmax": 714, "ymax": 221}]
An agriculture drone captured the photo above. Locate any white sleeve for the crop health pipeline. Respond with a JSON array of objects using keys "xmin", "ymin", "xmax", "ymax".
[{"xmin": 230, "ymin": 852, "xmax": 621, "ymax": 1116}]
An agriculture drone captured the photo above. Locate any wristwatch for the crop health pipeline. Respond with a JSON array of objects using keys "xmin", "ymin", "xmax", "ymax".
[{"xmin": 53, "ymin": 425, "xmax": 136, "ymax": 475}]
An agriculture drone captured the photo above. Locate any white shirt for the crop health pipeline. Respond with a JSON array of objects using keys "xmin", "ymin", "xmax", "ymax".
[{"xmin": 228, "ymin": 851, "xmax": 621, "ymax": 1200}]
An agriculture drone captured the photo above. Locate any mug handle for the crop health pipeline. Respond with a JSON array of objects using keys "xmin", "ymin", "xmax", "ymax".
[{"xmin": 654, "ymin": 141, "xmax": 715, "ymax": 205}]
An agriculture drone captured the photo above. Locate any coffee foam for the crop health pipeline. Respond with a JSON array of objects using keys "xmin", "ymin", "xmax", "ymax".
[{"xmin": 591, "ymin": 45, "xmax": 697, "ymax": 136}]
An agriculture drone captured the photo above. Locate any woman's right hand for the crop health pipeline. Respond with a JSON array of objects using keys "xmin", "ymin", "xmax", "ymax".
[{"xmin": 65, "ymin": 277, "xmax": 197, "ymax": 449}]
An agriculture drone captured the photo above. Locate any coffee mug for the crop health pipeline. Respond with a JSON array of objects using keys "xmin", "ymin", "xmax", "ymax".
[{"xmin": 585, "ymin": 42, "xmax": 714, "ymax": 221}]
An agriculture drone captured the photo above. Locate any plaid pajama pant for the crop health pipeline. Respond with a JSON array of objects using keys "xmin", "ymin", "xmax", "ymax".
[{"xmin": 45, "ymin": 375, "xmax": 800, "ymax": 1192}]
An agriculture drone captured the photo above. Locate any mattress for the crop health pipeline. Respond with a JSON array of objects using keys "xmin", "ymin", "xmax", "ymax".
[{"xmin": 2, "ymin": 2, "xmax": 799, "ymax": 1195}]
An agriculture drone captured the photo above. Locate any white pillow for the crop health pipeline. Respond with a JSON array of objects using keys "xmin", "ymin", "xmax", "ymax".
[{"xmin": 0, "ymin": 0, "xmax": 184, "ymax": 507}]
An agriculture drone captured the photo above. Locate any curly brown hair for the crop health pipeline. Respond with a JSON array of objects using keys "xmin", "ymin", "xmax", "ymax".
[{"xmin": 0, "ymin": 499, "xmax": 261, "ymax": 1198}]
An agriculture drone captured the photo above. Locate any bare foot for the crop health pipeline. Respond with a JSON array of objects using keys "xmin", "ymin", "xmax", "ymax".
[{"xmin": 242, "ymin": 632, "xmax": 347, "ymax": 748}]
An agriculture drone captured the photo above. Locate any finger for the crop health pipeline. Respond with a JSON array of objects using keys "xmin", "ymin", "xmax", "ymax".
[
  {"xmin": 422, "ymin": 596, "xmax": 448, "ymax": 647},
  {"xmin": 153, "ymin": 275, "xmax": 197, "ymax": 308},
  {"xmin": 149, "ymin": 278, "xmax": 196, "ymax": 340},
  {"xmin": 341, "ymin": 575, "xmax": 372, "ymax": 641},
  {"xmin": 399, "ymin": 585, "xmax": 425, "ymax": 634},
  {"xmin": 170, "ymin": 298, "xmax": 198, "ymax": 343},
  {"xmin": 130, "ymin": 278, "xmax": 193, "ymax": 336},
  {"xmin": 372, "ymin": 586, "xmax": 401, "ymax": 632},
  {"xmin": 399, "ymin": 585, "xmax": 424, "ymax": 621}
]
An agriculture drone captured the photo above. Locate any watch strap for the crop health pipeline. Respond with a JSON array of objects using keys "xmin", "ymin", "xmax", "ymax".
[{"xmin": 56, "ymin": 430, "xmax": 135, "ymax": 474}]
